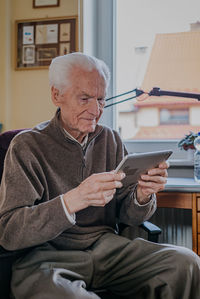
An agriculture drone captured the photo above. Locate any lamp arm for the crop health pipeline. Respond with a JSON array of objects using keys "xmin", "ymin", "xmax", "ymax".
[
  {"xmin": 104, "ymin": 87, "xmax": 200, "ymax": 109},
  {"xmin": 148, "ymin": 87, "xmax": 200, "ymax": 101},
  {"xmin": 105, "ymin": 89, "xmax": 144, "ymax": 108}
]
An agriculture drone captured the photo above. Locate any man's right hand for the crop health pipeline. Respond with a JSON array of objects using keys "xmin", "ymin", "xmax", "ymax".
[{"xmin": 62, "ymin": 172, "xmax": 125, "ymax": 214}]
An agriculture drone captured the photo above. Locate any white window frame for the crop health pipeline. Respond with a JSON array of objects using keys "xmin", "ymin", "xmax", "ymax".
[{"xmin": 79, "ymin": 0, "xmax": 116, "ymax": 129}]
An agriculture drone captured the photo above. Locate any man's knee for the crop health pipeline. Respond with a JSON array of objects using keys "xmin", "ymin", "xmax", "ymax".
[{"xmin": 167, "ymin": 245, "xmax": 200, "ymax": 275}]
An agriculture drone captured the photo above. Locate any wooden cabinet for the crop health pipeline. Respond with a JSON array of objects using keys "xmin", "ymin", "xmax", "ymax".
[{"xmin": 157, "ymin": 191, "xmax": 200, "ymax": 255}]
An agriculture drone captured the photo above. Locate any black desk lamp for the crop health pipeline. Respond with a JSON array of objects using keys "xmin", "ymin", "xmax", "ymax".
[{"xmin": 105, "ymin": 87, "xmax": 200, "ymax": 108}]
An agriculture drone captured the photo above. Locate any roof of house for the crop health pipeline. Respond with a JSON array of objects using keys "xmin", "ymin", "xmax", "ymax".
[
  {"xmin": 136, "ymin": 31, "xmax": 200, "ymax": 108},
  {"xmin": 132, "ymin": 125, "xmax": 200, "ymax": 140},
  {"xmin": 135, "ymin": 96, "xmax": 200, "ymax": 108},
  {"xmin": 131, "ymin": 31, "xmax": 200, "ymax": 140}
]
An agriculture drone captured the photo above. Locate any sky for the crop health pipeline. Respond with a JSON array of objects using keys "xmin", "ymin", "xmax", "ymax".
[
  {"xmin": 116, "ymin": 0, "xmax": 200, "ymax": 92},
  {"xmin": 118, "ymin": 0, "xmax": 200, "ymax": 46}
]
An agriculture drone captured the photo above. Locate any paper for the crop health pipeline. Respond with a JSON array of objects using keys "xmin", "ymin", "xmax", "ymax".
[
  {"xmin": 60, "ymin": 23, "xmax": 71, "ymax": 42},
  {"xmin": 36, "ymin": 24, "xmax": 58, "ymax": 44},
  {"xmin": 23, "ymin": 26, "xmax": 34, "ymax": 44}
]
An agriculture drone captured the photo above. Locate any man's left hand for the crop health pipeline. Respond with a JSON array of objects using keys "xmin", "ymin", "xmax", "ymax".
[{"xmin": 136, "ymin": 161, "xmax": 169, "ymax": 205}]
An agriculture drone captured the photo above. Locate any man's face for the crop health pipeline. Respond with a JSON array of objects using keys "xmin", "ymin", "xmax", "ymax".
[{"xmin": 52, "ymin": 67, "xmax": 107, "ymax": 143}]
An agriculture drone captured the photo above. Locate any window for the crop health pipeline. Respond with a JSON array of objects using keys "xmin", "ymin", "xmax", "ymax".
[
  {"xmin": 160, "ymin": 109, "xmax": 189, "ymax": 125},
  {"xmin": 116, "ymin": 0, "xmax": 200, "ymax": 144},
  {"xmin": 81, "ymin": 0, "xmax": 200, "ymax": 162}
]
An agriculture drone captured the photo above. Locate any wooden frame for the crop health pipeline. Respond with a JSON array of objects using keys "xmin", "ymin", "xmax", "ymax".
[
  {"xmin": 157, "ymin": 191, "xmax": 200, "ymax": 255},
  {"xmin": 15, "ymin": 16, "xmax": 78, "ymax": 70},
  {"xmin": 33, "ymin": 0, "xmax": 60, "ymax": 8}
]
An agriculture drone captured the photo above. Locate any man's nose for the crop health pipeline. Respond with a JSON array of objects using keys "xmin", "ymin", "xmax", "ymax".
[{"xmin": 88, "ymin": 99, "xmax": 100, "ymax": 116}]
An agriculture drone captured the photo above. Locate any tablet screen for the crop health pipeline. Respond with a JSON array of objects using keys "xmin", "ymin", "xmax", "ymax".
[{"xmin": 115, "ymin": 150, "xmax": 172, "ymax": 187}]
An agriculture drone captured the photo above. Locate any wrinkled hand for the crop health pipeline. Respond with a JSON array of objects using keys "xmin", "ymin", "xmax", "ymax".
[
  {"xmin": 136, "ymin": 161, "xmax": 169, "ymax": 204},
  {"xmin": 63, "ymin": 172, "xmax": 125, "ymax": 214}
]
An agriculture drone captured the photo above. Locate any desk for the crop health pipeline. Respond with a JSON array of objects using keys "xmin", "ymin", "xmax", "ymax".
[{"xmin": 157, "ymin": 178, "xmax": 200, "ymax": 255}]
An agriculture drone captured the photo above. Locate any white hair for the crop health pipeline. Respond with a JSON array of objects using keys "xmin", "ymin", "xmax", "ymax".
[{"xmin": 49, "ymin": 52, "xmax": 110, "ymax": 94}]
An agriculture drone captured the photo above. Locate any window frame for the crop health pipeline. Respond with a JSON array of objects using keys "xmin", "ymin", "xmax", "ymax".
[
  {"xmin": 80, "ymin": 0, "xmax": 193, "ymax": 171},
  {"xmin": 80, "ymin": 0, "xmax": 116, "ymax": 129},
  {"xmin": 159, "ymin": 108, "xmax": 189, "ymax": 125}
]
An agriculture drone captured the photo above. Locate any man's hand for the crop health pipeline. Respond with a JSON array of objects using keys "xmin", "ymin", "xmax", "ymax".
[
  {"xmin": 136, "ymin": 161, "xmax": 169, "ymax": 205},
  {"xmin": 63, "ymin": 172, "xmax": 125, "ymax": 214}
]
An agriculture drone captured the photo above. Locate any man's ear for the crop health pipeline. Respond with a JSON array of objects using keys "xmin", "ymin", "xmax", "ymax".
[{"xmin": 51, "ymin": 86, "xmax": 61, "ymax": 107}]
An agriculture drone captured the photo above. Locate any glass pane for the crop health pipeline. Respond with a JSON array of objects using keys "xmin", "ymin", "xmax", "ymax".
[{"xmin": 116, "ymin": 0, "xmax": 200, "ymax": 141}]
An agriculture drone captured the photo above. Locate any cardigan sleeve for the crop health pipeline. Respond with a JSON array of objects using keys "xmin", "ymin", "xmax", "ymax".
[
  {"xmin": 0, "ymin": 136, "xmax": 74, "ymax": 250},
  {"xmin": 118, "ymin": 189, "xmax": 157, "ymax": 226}
]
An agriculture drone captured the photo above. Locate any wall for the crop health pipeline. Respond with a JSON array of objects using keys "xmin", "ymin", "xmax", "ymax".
[
  {"xmin": 118, "ymin": 112, "xmax": 138, "ymax": 139},
  {"xmin": 137, "ymin": 107, "xmax": 159, "ymax": 127},
  {"xmin": 190, "ymin": 106, "xmax": 200, "ymax": 125},
  {"xmin": 0, "ymin": 0, "xmax": 9, "ymax": 130},
  {"xmin": 0, "ymin": 0, "xmax": 78, "ymax": 131}
]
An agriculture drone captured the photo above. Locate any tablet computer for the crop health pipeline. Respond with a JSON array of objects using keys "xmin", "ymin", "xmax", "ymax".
[{"xmin": 115, "ymin": 150, "xmax": 173, "ymax": 186}]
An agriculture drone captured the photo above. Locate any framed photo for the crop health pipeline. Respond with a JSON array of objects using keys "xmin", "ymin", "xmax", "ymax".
[
  {"xmin": 33, "ymin": 0, "xmax": 60, "ymax": 8},
  {"xmin": 15, "ymin": 17, "xmax": 78, "ymax": 70},
  {"xmin": 60, "ymin": 23, "xmax": 71, "ymax": 42},
  {"xmin": 36, "ymin": 24, "xmax": 58, "ymax": 44},
  {"xmin": 59, "ymin": 43, "xmax": 70, "ymax": 55},
  {"xmin": 23, "ymin": 45, "xmax": 35, "ymax": 64},
  {"xmin": 37, "ymin": 47, "xmax": 57, "ymax": 61}
]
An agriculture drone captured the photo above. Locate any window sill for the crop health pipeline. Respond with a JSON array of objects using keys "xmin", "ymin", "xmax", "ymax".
[{"xmin": 169, "ymin": 159, "xmax": 194, "ymax": 167}]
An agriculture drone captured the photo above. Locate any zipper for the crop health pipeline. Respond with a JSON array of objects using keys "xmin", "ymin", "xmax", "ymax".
[
  {"xmin": 63, "ymin": 126, "xmax": 104, "ymax": 181},
  {"xmin": 81, "ymin": 127, "xmax": 104, "ymax": 180}
]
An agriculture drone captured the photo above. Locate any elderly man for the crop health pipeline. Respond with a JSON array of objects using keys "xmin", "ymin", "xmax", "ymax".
[{"xmin": 0, "ymin": 52, "xmax": 200, "ymax": 299}]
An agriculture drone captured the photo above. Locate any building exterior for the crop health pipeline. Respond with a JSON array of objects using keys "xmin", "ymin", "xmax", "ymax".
[{"xmin": 119, "ymin": 30, "xmax": 200, "ymax": 140}]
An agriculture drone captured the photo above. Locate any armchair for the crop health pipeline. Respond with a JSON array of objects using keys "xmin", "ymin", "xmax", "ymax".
[{"xmin": 0, "ymin": 129, "xmax": 161, "ymax": 299}]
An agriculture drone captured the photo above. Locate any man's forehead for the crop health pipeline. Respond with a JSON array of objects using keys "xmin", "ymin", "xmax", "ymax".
[
  {"xmin": 69, "ymin": 67, "xmax": 107, "ymax": 95},
  {"xmin": 71, "ymin": 67, "xmax": 105, "ymax": 83},
  {"xmin": 78, "ymin": 89, "xmax": 106, "ymax": 98}
]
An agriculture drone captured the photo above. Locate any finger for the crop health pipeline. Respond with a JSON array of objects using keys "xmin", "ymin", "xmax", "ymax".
[
  {"xmin": 138, "ymin": 180, "xmax": 166, "ymax": 192},
  {"xmin": 81, "ymin": 176, "xmax": 123, "ymax": 195},
  {"xmin": 158, "ymin": 161, "xmax": 170, "ymax": 169},
  {"xmin": 103, "ymin": 189, "xmax": 116, "ymax": 196},
  {"xmin": 139, "ymin": 185, "xmax": 165, "ymax": 194},
  {"xmin": 90, "ymin": 181, "xmax": 122, "ymax": 193},
  {"xmin": 87, "ymin": 188, "xmax": 116, "ymax": 200},
  {"xmin": 147, "ymin": 168, "xmax": 168, "ymax": 177},
  {"xmin": 92, "ymin": 172, "xmax": 125, "ymax": 183},
  {"xmin": 89, "ymin": 194, "xmax": 114, "ymax": 207},
  {"xmin": 140, "ymin": 174, "xmax": 167, "ymax": 184}
]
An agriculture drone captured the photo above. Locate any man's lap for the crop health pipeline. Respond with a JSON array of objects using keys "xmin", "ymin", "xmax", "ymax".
[{"xmin": 11, "ymin": 233, "xmax": 200, "ymax": 299}]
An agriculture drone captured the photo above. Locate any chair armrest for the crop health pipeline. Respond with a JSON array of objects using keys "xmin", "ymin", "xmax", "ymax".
[
  {"xmin": 0, "ymin": 245, "xmax": 29, "ymax": 258},
  {"xmin": 140, "ymin": 221, "xmax": 162, "ymax": 243}
]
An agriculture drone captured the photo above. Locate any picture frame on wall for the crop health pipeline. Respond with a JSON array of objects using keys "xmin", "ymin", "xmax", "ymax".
[
  {"xmin": 15, "ymin": 16, "xmax": 78, "ymax": 70},
  {"xmin": 33, "ymin": 0, "xmax": 60, "ymax": 8}
]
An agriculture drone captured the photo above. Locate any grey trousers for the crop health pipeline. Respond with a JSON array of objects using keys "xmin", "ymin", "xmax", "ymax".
[{"xmin": 11, "ymin": 233, "xmax": 200, "ymax": 299}]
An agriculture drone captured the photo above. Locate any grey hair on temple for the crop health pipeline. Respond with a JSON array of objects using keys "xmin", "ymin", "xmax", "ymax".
[{"xmin": 49, "ymin": 52, "xmax": 111, "ymax": 94}]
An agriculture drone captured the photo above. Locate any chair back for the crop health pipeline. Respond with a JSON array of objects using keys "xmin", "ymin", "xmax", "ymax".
[
  {"xmin": 0, "ymin": 129, "xmax": 26, "ymax": 299},
  {"xmin": 0, "ymin": 129, "xmax": 25, "ymax": 182}
]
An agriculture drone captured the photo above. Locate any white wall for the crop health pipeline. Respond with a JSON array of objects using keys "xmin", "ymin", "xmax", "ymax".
[
  {"xmin": 137, "ymin": 108, "xmax": 159, "ymax": 127},
  {"xmin": 190, "ymin": 106, "xmax": 200, "ymax": 125},
  {"xmin": 118, "ymin": 112, "xmax": 138, "ymax": 139}
]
